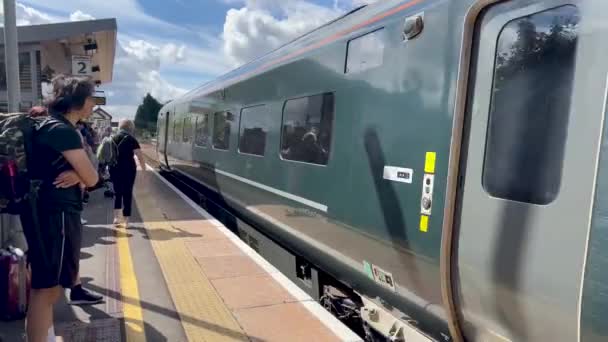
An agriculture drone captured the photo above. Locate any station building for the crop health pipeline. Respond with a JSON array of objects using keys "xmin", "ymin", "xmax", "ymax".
[
  {"xmin": 0, "ymin": 18, "xmax": 117, "ymax": 111},
  {"xmin": 90, "ymin": 106, "xmax": 113, "ymax": 133}
]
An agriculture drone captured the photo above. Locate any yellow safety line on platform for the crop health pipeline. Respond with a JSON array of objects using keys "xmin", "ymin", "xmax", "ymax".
[{"xmin": 117, "ymin": 225, "xmax": 147, "ymax": 342}]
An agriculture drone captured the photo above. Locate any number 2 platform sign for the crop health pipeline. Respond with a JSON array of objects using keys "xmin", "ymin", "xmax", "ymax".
[{"xmin": 71, "ymin": 55, "xmax": 92, "ymax": 76}]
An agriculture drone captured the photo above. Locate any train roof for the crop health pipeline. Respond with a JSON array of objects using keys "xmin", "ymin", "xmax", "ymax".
[{"xmin": 169, "ymin": 0, "xmax": 418, "ymax": 107}]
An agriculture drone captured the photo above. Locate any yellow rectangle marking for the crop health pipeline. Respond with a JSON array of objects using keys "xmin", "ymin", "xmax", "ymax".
[
  {"xmin": 116, "ymin": 227, "xmax": 146, "ymax": 342},
  {"xmin": 420, "ymin": 215, "xmax": 429, "ymax": 232},
  {"xmin": 425, "ymin": 152, "xmax": 436, "ymax": 174}
]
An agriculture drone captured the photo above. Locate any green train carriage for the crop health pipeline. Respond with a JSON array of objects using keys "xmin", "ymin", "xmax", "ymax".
[{"xmin": 156, "ymin": 0, "xmax": 608, "ymax": 341}]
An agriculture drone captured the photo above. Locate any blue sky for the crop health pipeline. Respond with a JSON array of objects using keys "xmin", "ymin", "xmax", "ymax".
[{"xmin": 6, "ymin": 0, "xmax": 375, "ymax": 119}]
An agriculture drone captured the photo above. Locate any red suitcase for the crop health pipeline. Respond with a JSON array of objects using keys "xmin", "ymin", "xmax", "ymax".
[{"xmin": 0, "ymin": 246, "xmax": 30, "ymax": 320}]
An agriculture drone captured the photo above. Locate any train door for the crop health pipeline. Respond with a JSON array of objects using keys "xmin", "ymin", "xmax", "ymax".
[
  {"xmin": 159, "ymin": 110, "xmax": 170, "ymax": 168},
  {"xmin": 452, "ymin": 1, "xmax": 607, "ymax": 341}
]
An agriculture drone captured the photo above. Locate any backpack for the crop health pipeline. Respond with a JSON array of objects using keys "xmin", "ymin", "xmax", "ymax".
[
  {"xmin": 96, "ymin": 136, "xmax": 115, "ymax": 166},
  {"xmin": 0, "ymin": 113, "xmax": 42, "ymax": 214},
  {"xmin": 97, "ymin": 134, "xmax": 126, "ymax": 167}
]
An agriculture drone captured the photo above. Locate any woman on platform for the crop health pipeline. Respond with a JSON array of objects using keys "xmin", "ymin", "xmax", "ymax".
[{"xmin": 110, "ymin": 119, "xmax": 146, "ymax": 227}]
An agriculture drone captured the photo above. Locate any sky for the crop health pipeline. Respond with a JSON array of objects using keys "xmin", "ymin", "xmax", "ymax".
[{"xmin": 0, "ymin": 0, "xmax": 379, "ymax": 120}]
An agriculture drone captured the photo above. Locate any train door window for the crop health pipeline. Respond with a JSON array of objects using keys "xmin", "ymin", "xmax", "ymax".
[
  {"xmin": 172, "ymin": 118, "xmax": 177, "ymax": 142},
  {"xmin": 482, "ymin": 6, "xmax": 580, "ymax": 205},
  {"xmin": 239, "ymin": 105, "xmax": 269, "ymax": 156},
  {"xmin": 174, "ymin": 116, "xmax": 183, "ymax": 143},
  {"xmin": 157, "ymin": 115, "xmax": 164, "ymax": 146},
  {"xmin": 280, "ymin": 93, "xmax": 334, "ymax": 165},
  {"xmin": 183, "ymin": 116, "xmax": 193, "ymax": 143},
  {"xmin": 195, "ymin": 113, "xmax": 210, "ymax": 148},
  {"xmin": 213, "ymin": 111, "xmax": 234, "ymax": 150},
  {"xmin": 156, "ymin": 116, "xmax": 161, "ymax": 141}
]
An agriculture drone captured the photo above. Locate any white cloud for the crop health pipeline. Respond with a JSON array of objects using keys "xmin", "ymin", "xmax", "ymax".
[
  {"xmin": 69, "ymin": 10, "xmax": 95, "ymax": 22},
  {"xmin": 121, "ymin": 39, "xmax": 184, "ymax": 67},
  {"xmin": 351, "ymin": 0, "xmax": 379, "ymax": 6},
  {"xmin": 21, "ymin": 0, "xmax": 194, "ymax": 35},
  {"xmin": 222, "ymin": 0, "xmax": 344, "ymax": 66},
  {"xmin": 102, "ymin": 105, "xmax": 138, "ymax": 120},
  {"xmin": 136, "ymin": 70, "xmax": 187, "ymax": 102},
  {"xmin": 14, "ymin": 3, "xmax": 54, "ymax": 25},
  {"xmin": 160, "ymin": 43, "xmax": 186, "ymax": 63},
  {"xmin": 100, "ymin": 38, "xmax": 188, "ymax": 117}
]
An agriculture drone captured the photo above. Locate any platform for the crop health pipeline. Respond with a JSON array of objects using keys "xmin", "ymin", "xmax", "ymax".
[{"xmin": 0, "ymin": 163, "xmax": 361, "ymax": 342}]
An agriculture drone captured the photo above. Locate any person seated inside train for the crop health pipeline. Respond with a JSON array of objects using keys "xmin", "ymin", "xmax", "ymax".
[
  {"xmin": 287, "ymin": 129, "xmax": 327, "ymax": 164},
  {"xmin": 213, "ymin": 122, "xmax": 230, "ymax": 149}
]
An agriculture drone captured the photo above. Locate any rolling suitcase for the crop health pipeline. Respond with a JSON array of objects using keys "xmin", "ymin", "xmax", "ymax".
[{"xmin": 0, "ymin": 246, "xmax": 30, "ymax": 320}]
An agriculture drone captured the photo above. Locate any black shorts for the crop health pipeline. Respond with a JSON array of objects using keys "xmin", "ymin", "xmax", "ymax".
[{"xmin": 22, "ymin": 210, "xmax": 82, "ymax": 289}]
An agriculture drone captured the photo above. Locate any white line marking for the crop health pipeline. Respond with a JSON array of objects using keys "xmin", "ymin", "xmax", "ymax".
[
  {"xmin": 145, "ymin": 165, "xmax": 362, "ymax": 342},
  {"xmin": 577, "ymin": 70, "xmax": 608, "ymax": 342},
  {"xmin": 211, "ymin": 168, "xmax": 329, "ymax": 213}
]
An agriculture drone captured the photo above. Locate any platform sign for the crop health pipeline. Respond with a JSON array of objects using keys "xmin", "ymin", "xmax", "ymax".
[
  {"xmin": 93, "ymin": 90, "xmax": 106, "ymax": 105},
  {"xmin": 72, "ymin": 55, "xmax": 92, "ymax": 76},
  {"xmin": 93, "ymin": 95, "xmax": 106, "ymax": 105}
]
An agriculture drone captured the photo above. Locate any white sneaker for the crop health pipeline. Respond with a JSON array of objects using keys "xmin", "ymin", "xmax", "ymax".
[
  {"xmin": 47, "ymin": 325, "xmax": 55, "ymax": 342},
  {"xmin": 113, "ymin": 209, "xmax": 123, "ymax": 226},
  {"xmin": 81, "ymin": 218, "xmax": 88, "ymax": 225}
]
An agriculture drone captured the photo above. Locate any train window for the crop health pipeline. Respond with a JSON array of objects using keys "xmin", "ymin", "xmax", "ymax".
[
  {"xmin": 239, "ymin": 105, "xmax": 269, "ymax": 156},
  {"xmin": 346, "ymin": 29, "xmax": 385, "ymax": 74},
  {"xmin": 482, "ymin": 6, "xmax": 579, "ymax": 205},
  {"xmin": 213, "ymin": 111, "xmax": 234, "ymax": 150},
  {"xmin": 280, "ymin": 93, "xmax": 334, "ymax": 165},
  {"xmin": 183, "ymin": 117, "xmax": 193, "ymax": 143},
  {"xmin": 195, "ymin": 113, "xmax": 210, "ymax": 148},
  {"xmin": 172, "ymin": 118, "xmax": 177, "ymax": 142},
  {"xmin": 174, "ymin": 116, "xmax": 183, "ymax": 143}
]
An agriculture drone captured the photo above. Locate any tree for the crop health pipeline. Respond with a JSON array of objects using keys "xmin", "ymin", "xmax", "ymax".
[{"xmin": 134, "ymin": 93, "xmax": 163, "ymax": 133}]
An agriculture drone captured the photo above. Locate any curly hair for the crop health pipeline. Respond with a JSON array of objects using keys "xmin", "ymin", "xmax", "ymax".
[{"xmin": 46, "ymin": 74, "xmax": 95, "ymax": 115}]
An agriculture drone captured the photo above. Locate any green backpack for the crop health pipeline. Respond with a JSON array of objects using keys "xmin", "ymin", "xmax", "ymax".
[
  {"xmin": 0, "ymin": 113, "xmax": 42, "ymax": 214},
  {"xmin": 97, "ymin": 134, "xmax": 126, "ymax": 167}
]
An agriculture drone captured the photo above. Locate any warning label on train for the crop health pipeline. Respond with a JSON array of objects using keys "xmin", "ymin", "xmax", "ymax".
[
  {"xmin": 383, "ymin": 166, "xmax": 413, "ymax": 184},
  {"xmin": 364, "ymin": 262, "xmax": 397, "ymax": 292}
]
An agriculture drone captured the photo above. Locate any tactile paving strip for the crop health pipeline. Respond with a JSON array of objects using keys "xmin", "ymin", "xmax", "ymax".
[
  {"xmin": 133, "ymin": 194, "xmax": 247, "ymax": 342},
  {"xmin": 55, "ymin": 318, "xmax": 122, "ymax": 342}
]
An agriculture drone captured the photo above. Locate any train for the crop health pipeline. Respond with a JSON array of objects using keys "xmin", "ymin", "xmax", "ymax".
[{"xmin": 155, "ymin": 0, "xmax": 608, "ymax": 341}]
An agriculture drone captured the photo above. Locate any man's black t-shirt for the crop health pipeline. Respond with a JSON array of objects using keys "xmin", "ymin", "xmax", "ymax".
[
  {"xmin": 113, "ymin": 131, "xmax": 140, "ymax": 172},
  {"xmin": 32, "ymin": 114, "xmax": 84, "ymax": 212}
]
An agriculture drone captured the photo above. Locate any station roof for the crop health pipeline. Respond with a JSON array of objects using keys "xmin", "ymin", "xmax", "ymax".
[
  {"xmin": 0, "ymin": 19, "xmax": 117, "ymax": 83},
  {"xmin": 93, "ymin": 107, "xmax": 112, "ymax": 120}
]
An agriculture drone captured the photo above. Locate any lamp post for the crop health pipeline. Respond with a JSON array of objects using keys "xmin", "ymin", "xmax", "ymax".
[{"xmin": 3, "ymin": 0, "xmax": 20, "ymax": 112}]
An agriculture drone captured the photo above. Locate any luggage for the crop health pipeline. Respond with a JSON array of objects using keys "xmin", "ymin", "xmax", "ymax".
[
  {"xmin": 0, "ymin": 214, "xmax": 28, "ymax": 252},
  {"xmin": 0, "ymin": 246, "xmax": 30, "ymax": 320}
]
